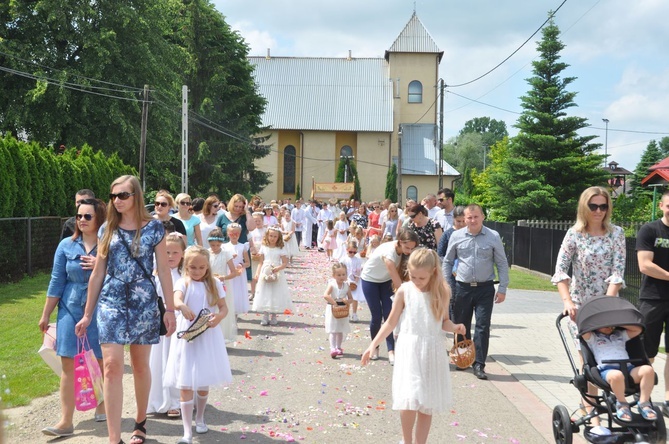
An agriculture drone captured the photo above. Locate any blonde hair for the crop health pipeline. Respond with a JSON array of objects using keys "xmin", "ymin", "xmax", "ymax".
[
  {"xmin": 183, "ymin": 246, "xmax": 220, "ymax": 306},
  {"xmin": 331, "ymin": 261, "xmax": 347, "ymax": 275},
  {"xmin": 227, "ymin": 194, "xmax": 247, "ymax": 214},
  {"xmin": 573, "ymin": 186, "xmax": 613, "ymax": 234},
  {"xmin": 263, "ymin": 225, "xmax": 285, "ymax": 247},
  {"xmin": 99, "ymin": 175, "xmax": 152, "ymax": 258},
  {"xmin": 155, "ymin": 190, "xmax": 176, "ymax": 209},
  {"xmin": 408, "ymin": 248, "xmax": 450, "ymax": 321},
  {"xmin": 387, "ymin": 203, "xmax": 399, "ymax": 220},
  {"xmin": 226, "ymin": 223, "xmax": 242, "ymax": 234},
  {"xmin": 175, "ymin": 193, "xmax": 191, "ymax": 207},
  {"xmin": 166, "ymin": 232, "xmax": 186, "ymax": 272}
]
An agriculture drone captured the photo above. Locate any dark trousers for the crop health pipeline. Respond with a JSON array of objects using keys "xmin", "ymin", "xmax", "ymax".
[
  {"xmin": 295, "ymin": 230, "xmax": 302, "ymax": 247},
  {"xmin": 361, "ymin": 279, "xmax": 395, "ymax": 352},
  {"xmin": 453, "ymin": 282, "xmax": 495, "ymax": 369},
  {"xmin": 311, "ymin": 224, "xmax": 318, "ymax": 247}
]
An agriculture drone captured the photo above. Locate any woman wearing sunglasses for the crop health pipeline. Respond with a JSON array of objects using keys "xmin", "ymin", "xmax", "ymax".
[
  {"xmin": 39, "ymin": 198, "xmax": 107, "ymax": 438},
  {"xmin": 75, "ymin": 175, "xmax": 176, "ymax": 444},
  {"xmin": 197, "ymin": 195, "xmax": 220, "ymax": 241},
  {"xmin": 174, "ymin": 193, "xmax": 203, "ymax": 247},
  {"xmin": 152, "ymin": 190, "xmax": 187, "ymax": 237},
  {"xmin": 552, "ymin": 186, "xmax": 625, "ymax": 419}
]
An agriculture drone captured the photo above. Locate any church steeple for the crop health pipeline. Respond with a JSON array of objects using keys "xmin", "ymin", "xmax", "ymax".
[{"xmin": 385, "ymin": 12, "xmax": 443, "ymax": 62}]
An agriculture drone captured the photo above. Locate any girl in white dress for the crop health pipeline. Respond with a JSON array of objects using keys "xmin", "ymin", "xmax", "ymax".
[
  {"xmin": 148, "ymin": 232, "xmax": 185, "ymax": 417},
  {"xmin": 332, "ymin": 212, "xmax": 349, "ymax": 261},
  {"xmin": 339, "ymin": 240, "xmax": 364, "ymax": 322},
  {"xmin": 166, "ymin": 246, "xmax": 232, "ymax": 444},
  {"xmin": 321, "ymin": 220, "xmax": 335, "ymax": 261},
  {"xmin": 252, "ymin": 226, "xmax": 293, "ymax": 326},
  {"xmin": 225, "ymin": 223, "xmax": 250, "ymax": 315},
  {"xmin": 280, "ymin": 210, "xmax": 299, "ymax": 261},
  {"xmin": 248, "ymin": 212, "xmax": 266, "ymax": 300},
  {"xmin": 207, "ymin": 229, "xmax": 238, "ymax": 343},
  {"xmin": 323, "ymin": 262, "xmax": 352, "ymax": 358},
  {"xmin": 361, "ymin": 248, "xmax": 465, "ymax": 444}
]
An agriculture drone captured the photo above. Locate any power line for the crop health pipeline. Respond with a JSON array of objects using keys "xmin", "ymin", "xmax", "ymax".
[
  {"xmin": 446, "ymin": 0, "xmax": 568, "ymax": 88},
  {"xmin": 445, "ymin": 90, "xmax": 521, "ymax": 115}
]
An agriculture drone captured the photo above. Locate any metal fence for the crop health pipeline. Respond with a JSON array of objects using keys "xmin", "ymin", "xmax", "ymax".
[
  {"xmin": 484, "ymin": 221, "xmax": 642, "ymax": 305},
  {"xmin": 0, "ymin": 217, "xmax": 64, "ymax": 283}
]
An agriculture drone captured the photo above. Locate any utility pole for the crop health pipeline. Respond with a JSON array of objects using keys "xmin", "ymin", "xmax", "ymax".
[
  {"xmin": 181, "ymin": 85, "xmax": 188, "ymax": 194},
  {"xmin": 438, "ymin": 79, "xmax": 444, "ymax": 189},
  {"xmin": 139, "ymin": 85, "xmax": 149, "ymax": 190}
]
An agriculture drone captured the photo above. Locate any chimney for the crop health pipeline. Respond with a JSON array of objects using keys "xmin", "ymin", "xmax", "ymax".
[
  {"xmin": 266, "ymin": 48, "xmax": 271, "ymax": 60},
  {"xmin": 347, "ymin": 50, "xmax": 352, "ymax": 61}
]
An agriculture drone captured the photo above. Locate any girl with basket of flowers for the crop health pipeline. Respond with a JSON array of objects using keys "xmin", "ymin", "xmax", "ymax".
[{"xmin": 323, "ymin": 262, "xmax": 353, "ymax": 358}]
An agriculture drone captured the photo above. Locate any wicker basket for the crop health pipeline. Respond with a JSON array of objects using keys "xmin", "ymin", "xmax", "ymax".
[
  {"xmin": 449, "ymin": 334, "xmax": 476, "ymax": 369},
  {"xmin": 331, "ymin": 301, "xmax": 350, "ymax": 319}
]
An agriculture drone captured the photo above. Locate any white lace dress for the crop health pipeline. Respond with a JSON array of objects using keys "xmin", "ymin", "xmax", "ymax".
[
  {"xmin": 392, "ymin": 281, "xmax": 451, "ymax": 414},
  {"xmin": 323, "ymin": 279, "xmax": 351, "ymax": 334},
  {"xmin": 251, "ymin": 246, "xmax": 294, "ymax": 313},
  {"xmin": 209, "ymin": 248, "xmax": 237, "ymax": 342}
]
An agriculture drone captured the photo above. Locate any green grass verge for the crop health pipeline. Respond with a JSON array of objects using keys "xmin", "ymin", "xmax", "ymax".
[
  {"xmin": 0, "ymin": 273, "xmax": 59, "ymax": 408},
  {"xmin": 507, "ymin": 268, "xmax": 556, "ymax": 292}
]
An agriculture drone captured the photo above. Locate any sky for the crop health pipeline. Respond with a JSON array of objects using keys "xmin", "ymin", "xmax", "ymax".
[{"xmin": 213, "ymin": 0, "xmax": 669, "ymax": 173}]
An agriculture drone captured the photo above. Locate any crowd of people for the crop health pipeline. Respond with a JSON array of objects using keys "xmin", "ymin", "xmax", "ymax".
[{"xmin": 41, "ymin": 177, "xmax": 669, "ymax": 444}]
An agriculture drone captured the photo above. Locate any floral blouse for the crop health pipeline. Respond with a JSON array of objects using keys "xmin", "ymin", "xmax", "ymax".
[
  {"xmin": 551, "ymin": 226, "xmax": 626, "ymax": 305},
  {"xmin": 409, "ymin": 219, "xmax": 442, "ymax": 250},
  {"xmin": 350, "ymin": 213, "xmax": 368, "ymax": 229}
]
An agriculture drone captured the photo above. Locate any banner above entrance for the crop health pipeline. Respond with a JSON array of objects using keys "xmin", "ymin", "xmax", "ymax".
[{"xmin": 312, "ymin": 182, "xmax": 355, "ymax": 200}]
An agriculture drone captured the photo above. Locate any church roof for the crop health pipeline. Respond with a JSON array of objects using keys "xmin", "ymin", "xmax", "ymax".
[
  {"xmin": 248, "ymin": 56, "xmax": 393, "ymax": 132},
  {"xmin": 385, "ymin": 13, "xmax": 443, "ymax": 62}
]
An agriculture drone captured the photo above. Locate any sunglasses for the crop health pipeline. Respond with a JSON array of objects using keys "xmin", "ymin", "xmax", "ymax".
[
  {"xmin": 437, "ymin": 198, "xmax": 446, "ymax": 202},
  {"xmin": 587, "ymin": 203, "xmax": 609, "ymax": 212},
  {"xmin": 76, "ymin": 213, "xmax": 94, "ymax": 221},
  {"xmin": 347, "ymin": 250, "xmax": 357, "ymax": 254},
  {"xmin": 109, "ymin": 192, "xmax": 135, "ymax": 200},
  {"xmin": 154, "ymin": 201, "xmax": 169, "ymax": 208},
  {"xmin": 213, "ymin": 203, "xmax": 220, "ymax": 208},
  {"xmin": 180, "ymin": 201, "xmax": 192, "ymax": 206},
  {"xmin": 408, "ymin": 214, "xmax": 417, "ymax": 219}
]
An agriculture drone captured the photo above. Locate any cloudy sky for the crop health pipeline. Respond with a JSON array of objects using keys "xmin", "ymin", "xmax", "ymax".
[{"xmin": 214, "ymin": 0, "xmax": 669, "ymax": 173}]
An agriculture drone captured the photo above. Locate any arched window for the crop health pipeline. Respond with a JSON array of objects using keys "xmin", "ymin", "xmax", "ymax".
[
  {"xmin": 406, "ymin": 186, "xmax": 417, "ymax": 202},
  {"xmin": 340, "ymin": 145, "xmax": 353, "ymax": 158},
  {"xmin": 408, "ymin": 80, "xmax": 422, "ymax": 103},
  {"xmin": 283, "ymin": 145, "xmax": 296, "ymax": 194}
]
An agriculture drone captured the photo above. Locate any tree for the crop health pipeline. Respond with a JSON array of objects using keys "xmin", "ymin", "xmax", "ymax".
[
  {"xmin": 458, "ymin": 117, "xmax": 508, "ymax": 153},
  {"xmin": 385, "ymin": 163, "xmax": 398, "ymax": 202},
  {"xmin": 480, "ymin": 18, "xmax": 607, "ymax": 221},
  {"xmin": 630, "ymin": 140, "xmax": 663, "ymax": 199},
  {"xmin": 335, "ymin": 158, "xmax": 361, "ymax": 200}
]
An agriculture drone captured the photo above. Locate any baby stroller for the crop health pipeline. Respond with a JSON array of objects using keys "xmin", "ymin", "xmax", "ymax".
[{"xmin": 554, "ymin": 295, "xmax": 666, "ymax": 444}]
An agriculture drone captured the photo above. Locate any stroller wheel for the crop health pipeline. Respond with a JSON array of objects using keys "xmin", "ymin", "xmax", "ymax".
[{"xmin": 552, "ymin": 405, "xmax": 573, "ymax": 444}]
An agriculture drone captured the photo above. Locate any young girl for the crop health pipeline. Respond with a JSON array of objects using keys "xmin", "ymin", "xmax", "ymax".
[
  {"xmin": 280, "ymin": 209, "xmax": 299, "ymax": 262},
  {"xmin": 365, "ymin": 234, "xmax": 381, "ymax": 258},
  {"xmin": 340, "ymin": 240, "xmax": 364, "ymax": 322},
  {"xmin": 225, "ymin": 223, "xmax": 250, "ymax": 316},
  {"xmin": 165, "ymin": 246, "xmax": 233, "ymax": 444},
  {"xmin": 252, "ymin": 226, "xmax": 293, "ymax": 326},
  {"xmin": 148, "ymin": 232, "xmax": 186, "ymax": 418},
  {"xmin": 208, "ymin": 228, "xmax": 238, "ymax": 343},
  {"xmin": 381, "ymin": 203, "xmax": 400, "ymax": 241},
  {"xmin": 321, "ymin": 220, "xmax": 335, "ymax": 261},
  {"xmin": 323, "ymin": 262, "xmax": 353, "ymax": 358},
  {"xmin": 361, "ymin": 248, "xmax": 466, "ymax": 444},
  {"xmin": 333, "ymin": 212, "xmax": 349, "ymax": 261},
  {"xmin": 352, "ymin": 226, "xmax": 367, "ymax": 258},
  {"xmin": 248, "ymin": 212, "xmax": 266, "ymax": 300}
]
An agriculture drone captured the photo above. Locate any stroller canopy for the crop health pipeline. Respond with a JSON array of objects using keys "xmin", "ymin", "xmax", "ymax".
[{"xmin": 576, "ymin": 295, "xmax": 644, "ymax": 336}]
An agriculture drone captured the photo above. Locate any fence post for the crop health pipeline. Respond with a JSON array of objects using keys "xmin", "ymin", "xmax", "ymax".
[{"xmin": 27, "ymin": 217, "xmax": 33, "ymax": 276}]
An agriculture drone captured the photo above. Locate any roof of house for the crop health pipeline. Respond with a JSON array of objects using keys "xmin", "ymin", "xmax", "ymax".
[
  {"xmin": 401, "ymin": 124, "xmax": 459, "ymax": 176},
  {"xmin": 248, "ymin": 57, "xmax": 393, "ymax": 132},
  {"xmin": 385, "ymin": 12, "xmax": 443, "ymax": 62},
  {"xmin": 641, "ymin": 156, "xmax": 669, "ymax": 185}
]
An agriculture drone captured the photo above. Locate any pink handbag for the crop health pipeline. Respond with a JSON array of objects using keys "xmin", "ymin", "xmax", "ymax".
[{"xmin": 74, "ymin": 336, "xmax": 104, "ymax": 411}]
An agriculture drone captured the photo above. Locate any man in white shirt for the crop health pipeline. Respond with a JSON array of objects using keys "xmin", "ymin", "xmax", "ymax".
[
  {"xmin": 423, "ymin": 193, "xmax": 439, "ymax": 219},
  {"xmin": 434, "ymin": 188, "xmax": 455, "ymax": 231}
]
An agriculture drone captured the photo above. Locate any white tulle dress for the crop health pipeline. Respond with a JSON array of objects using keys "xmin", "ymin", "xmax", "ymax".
[
  {"xmin": 323, "ymin": 279, "xmax": 351, "ymax": 334},
  {"xmin": 251, "ymin": 245, "xmax": 294, "ymax": 313},
  {"xmin": 281, "ymin": 219, "xmax": 299, "ymax": 258},
  {"xmin": 165, "ymin": 278, "xmax": 232, "ymax": 390},
  {"xmin": 226, "ymin": 241, "xmax": 250, "ymax": 314},
  {"xmin": 392, "ymin": 281, "xmax": 451, "ymax": 415},
  {"xmin": 209, "ymin": 247, "xmax": 237, "ymax": 342}
]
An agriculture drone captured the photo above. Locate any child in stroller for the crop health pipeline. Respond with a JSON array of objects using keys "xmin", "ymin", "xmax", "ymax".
[{"xmin": 582, "ymin": 324, "xmax": 656, "ymax": 422}]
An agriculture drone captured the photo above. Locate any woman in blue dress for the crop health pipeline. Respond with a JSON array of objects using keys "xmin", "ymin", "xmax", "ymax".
[
  {"xmin": 76, "ymin": 175, "xmax": 176, "ymax": 444},
  {"xmin": 39, "ymin": 198, "xmax": 107, "ymax": 437}
]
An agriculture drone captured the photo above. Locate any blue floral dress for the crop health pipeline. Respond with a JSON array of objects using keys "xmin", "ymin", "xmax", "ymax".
[
  {"xmin": 47, "ymin": 237, "xmax": 102, "ymax": 358},
  {"xmin": 96, "ymin": 219, "xmax": 165, "ymax": 345}
]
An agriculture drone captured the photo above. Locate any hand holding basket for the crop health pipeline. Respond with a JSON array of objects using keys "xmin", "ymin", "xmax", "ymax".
[{"xmin": 449, "ymin": 333, "xmax": 476, "ymax": 369}]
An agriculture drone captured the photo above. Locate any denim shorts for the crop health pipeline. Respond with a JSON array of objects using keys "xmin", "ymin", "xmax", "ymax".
[{"xmin": 598, "ymin": 363, "xmax": 634, "ymax": 381}]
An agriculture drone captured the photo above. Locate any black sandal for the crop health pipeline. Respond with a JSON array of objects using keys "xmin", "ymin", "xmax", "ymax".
[{"xmin": 130, "ymin": 418, "xmax": 147, "ymax": 444}]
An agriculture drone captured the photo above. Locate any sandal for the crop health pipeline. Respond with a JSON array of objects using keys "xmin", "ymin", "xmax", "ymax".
[
  {"xmin": 129, "ymin": 418, "xmax": 147, "ymax": 444},
  {"xmin": 616, "ymin": 402, "xmax": 632, "ymax": 422},
  {"xmin": 167, "ymin": 409, "xmax": 181, "ymax": 418},
  {"xmin": 639, "ymin": 401, "xmax": 657, "ymax": 421}
]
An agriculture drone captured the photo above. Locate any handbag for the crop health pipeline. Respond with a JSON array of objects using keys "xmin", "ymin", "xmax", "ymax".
[
  {"xmin": 74, "ymin": 335, "xmax": 104, "ymax": 411},
  {"xmin": 38, "ymin": 323, "xmax": 62, "ymax": 376},
  {"xmin": 177, "ymin": 308, "xmax": 212, "ymax": 342},
  {"xmin": 117, "ymin": 231, "xmax": 167, "ymax": 335},
  {"xmin": 331, "ymin": 300, "xmax": 349, "ymax": 319}
]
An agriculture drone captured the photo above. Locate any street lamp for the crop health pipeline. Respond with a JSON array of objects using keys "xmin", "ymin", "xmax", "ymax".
[{"xmin": 602, "ymin": 118, "xmax": 609, "ymax": 167}]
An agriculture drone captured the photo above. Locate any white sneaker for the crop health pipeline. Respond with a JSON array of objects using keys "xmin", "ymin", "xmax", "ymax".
[
  {"xmin": 270, "ymin": 314, "xmax": 278, "ymax": 326},
  {"xmin": 350, "ymin": 313, "xmax": 359, "ymax": 322},
  {"xmin": 195, "ymin": 422, "xmax": 208, "ymax": 434},
  {"xmin": 260, "ymin": 314, "xmax": 269, "ymax": 326}
]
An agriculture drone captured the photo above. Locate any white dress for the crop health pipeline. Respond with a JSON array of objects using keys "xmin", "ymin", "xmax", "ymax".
[
  {"xmin": 198, "ymin": 215, "xmax": 217, "ymax": 242},
  {"xmin": 226, "ymin": 242, "xmax": 250, "ymax": 314},
  {"xmin": 252, "ymin": 246, "xmax": 294, "ymax": 313},
  {"xmin": 333, "ymin": 220, "xmax": 349, "ymax": 261},
  {"xmin": 324, "ymin": 279, "xmax": 351, "ymax": 334},
  {"xmin": 165, "ymin": 279, "xmax": 233, "ymax": 389},
  {"xmin": 209, "ymin": 248, "xmax": 237, "ymax": 342},
  {"xmin": 392, "ymin": 281, "xmax": 451, "ymax": 415},
  {"xmin": 249, "ymin": 227, "xmax": 266, "ymax": 276},
  {"xmin": 281, "ymin": 219, "xmax": 299, "ymax": 258},
  {"xmin": 147, "ymin": 268, "xmax": 181, "ymax": 414},
  {"xmin": 340, "ymin": 255, "xmax": 365, "ymax": 303}
]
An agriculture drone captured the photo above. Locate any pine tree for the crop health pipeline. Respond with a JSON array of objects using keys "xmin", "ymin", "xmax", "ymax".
[
  {"xmin": 482, "ymin": 18, "xmax": 607, "ymax": 221},
  {"xmin": 384, "ymin": 163, "xmax": 398, "ymax": 202},
  {"xmin": 630, "ymin": 140, "xmax": 663, "ymax": 199}
]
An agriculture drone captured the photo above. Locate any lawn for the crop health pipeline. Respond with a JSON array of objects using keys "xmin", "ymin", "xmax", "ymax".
[
  {"xmin": 0, "ymin": 273, "xmax": 59, "ymax": 408},
  {"xmin": 507, "ymin": 267, "xmax": 556, "ymax": 292}
]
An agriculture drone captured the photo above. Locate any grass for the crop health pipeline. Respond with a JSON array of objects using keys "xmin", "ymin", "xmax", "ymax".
[
  {"xmin": 0, "ymin": 273, "xmax": 59, "ymax": 408},
  {"xmin": 507, "ymin": 267, "xmax": 556, "ymax": 292}
]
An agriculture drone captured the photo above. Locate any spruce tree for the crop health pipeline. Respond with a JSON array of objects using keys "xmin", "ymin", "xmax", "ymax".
[
  {"xmin": 630, "ymin": 140, "xmax": 663, "ymax": 199},
  {"xmin": 385, "ymin": 163, "xmax": 398, "ymax": 202}
]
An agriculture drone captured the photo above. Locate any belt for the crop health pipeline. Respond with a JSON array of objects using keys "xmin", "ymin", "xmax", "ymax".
[{"xmin": 457, "ymin": 280, "xmax": 496, "ymax": 287}]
